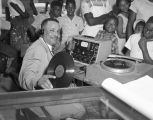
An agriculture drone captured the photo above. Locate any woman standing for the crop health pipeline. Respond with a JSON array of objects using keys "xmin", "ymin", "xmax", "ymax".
[{"xmin": 7, "ymin": 0, "xmax": 31, "ymax": 57}]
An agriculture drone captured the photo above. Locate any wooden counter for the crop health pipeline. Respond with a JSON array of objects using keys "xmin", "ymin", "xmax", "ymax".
[{"xmin": 0, "ymin": 86, "xmax": 150, "ymax": 120}]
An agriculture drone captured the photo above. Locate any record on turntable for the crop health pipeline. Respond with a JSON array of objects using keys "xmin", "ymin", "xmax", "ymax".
[
  {"xmin": 101, "ymin": 58, "xmax": 135, "ymax": 74},
  {"xmin": 46, "ymin": 52, "xmax": 75, "ymax": 88}
]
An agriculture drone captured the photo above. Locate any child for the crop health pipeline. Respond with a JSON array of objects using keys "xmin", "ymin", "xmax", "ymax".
[
  {"xmin": 116, "ymin": 0, "xmax": 131, "ymax": 54},
  {"xmin": 49, "ymin": 1, "xmax": 63, "ymax": 54},
  {"xmin": 95, "ymin": 15, "xmax": 119, "ymax": 54},
  {"xmin": 139, "ymin": 16, "xmax": 153, "ymax": 64},
  {"xmin": 49, "ymin": 0, "xmax": 63, "ymax": 19},
  {"xmin": 58, "ymin": 0, "xmax": 84, "ymax": 51},
  {"xmin": 134, "ymin": 20, "xmax": 146, "ymax": 34},
  {"xmin": 125, "ymin": 21, "xmax": 145, "ymax": 59}
]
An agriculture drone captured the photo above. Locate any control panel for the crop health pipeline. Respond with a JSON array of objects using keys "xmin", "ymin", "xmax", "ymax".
[{"xmin": 71, "ymin": 35, "xmax": 112, "ymax": 65}]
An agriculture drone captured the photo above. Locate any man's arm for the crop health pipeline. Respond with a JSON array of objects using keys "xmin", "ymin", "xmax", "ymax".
[
  {"xmin": 126, "ymin": 10, "xmax": 136, "ymax": 39},
  {"xmin": 19, "ymin": 46, "xmax": 56, "ymax": 90},
  {"xmin": 138, "ymin": 37, "xmax": 153, "ymax": 64}
]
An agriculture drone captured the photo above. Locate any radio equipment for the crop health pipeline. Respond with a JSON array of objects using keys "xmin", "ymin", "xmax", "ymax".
[{"xmin": 71, "ymin": 35, "xmax": 112, "ymax": 65}]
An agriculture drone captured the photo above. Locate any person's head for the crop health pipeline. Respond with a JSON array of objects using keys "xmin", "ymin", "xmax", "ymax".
[
  {"xmin": 143, "ymin": 16, "xmax": 153, "ymax": 39},
  {"xmin": 104, "ymin": 15, "xmax": 118, "ymax": 33},
  {"xmin": 65, "ymin": 0, "xmax": 76, "ymax": 17},
  {"xmin": 41, "ymin": 18, "xmax": 60, "ymax": 46},
  {"xmin": 134, "ymin": 21, "xmax": 145, "ymax": 34},
  {"xmin": 117, "ymin": 0, "xmax": 131, "ymax": 13},
  {"xmin": 50, "ymin": 1, "xmax": 62, "ymax": 18},
  {"xmin": 148, "ymin": 0, "xmax": 153, "ymax": 2}
]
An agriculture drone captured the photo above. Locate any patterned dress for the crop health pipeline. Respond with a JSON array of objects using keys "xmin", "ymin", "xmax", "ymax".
[
  {"xmin": 95, "ymin": 30, "xmax": 119, "ymax": 54},
  {"xmin": 8, "ymin": 0, "xmax": 31, "ymax": 57}
]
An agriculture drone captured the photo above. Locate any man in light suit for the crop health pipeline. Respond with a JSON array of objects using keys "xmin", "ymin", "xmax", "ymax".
[{"xmin": 19, "ymin": 18, "xmax": 86, "ymax": 120}]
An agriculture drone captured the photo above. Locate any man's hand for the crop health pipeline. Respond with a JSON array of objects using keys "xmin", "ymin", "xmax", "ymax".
[
  {"xmin": 37, "ymin": 75, "xmax": 56, "ymax": 89},
  {"xmin": 138, "ymin": 37, "xmax": 147, "ymax": 51}
]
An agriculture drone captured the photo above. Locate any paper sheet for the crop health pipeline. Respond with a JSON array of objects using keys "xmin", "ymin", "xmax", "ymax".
[
  {"xmin": 124, "ymin": 75, "xmax": 153, "ymax": 102},
  {"xmin": 101, "ymin": 76, "xmax": 153, "ymax": 120}
]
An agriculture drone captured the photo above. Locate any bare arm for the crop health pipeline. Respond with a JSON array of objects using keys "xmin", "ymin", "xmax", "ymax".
[
  {"xmin": 117, "ymin": 16, "xmax": 126, "ymax": 38},
  {"xmin": 126, "ymin": 10, "xmax": 136, "ymax": 39},
  {"xmin": 10, "ymin": 2, "xmax": 29, "ymax": 18}
]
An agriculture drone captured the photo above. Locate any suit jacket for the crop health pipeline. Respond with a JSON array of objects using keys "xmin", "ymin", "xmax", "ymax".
[
  {"xmin": 18, "ymin": 37, "xmax": 86, "ymax": 119},
  {"xmin": 19, "ymin": 37, "xmax": 53, "ymax": 90}
]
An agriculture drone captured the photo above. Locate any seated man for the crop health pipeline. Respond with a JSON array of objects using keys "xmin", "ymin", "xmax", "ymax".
[{"xmin": 19, "ymin": 18, "xmax": 86, "ymax": 120}]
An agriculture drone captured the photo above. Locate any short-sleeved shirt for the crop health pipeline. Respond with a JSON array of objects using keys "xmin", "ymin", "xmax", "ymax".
[
  {"xmin": 58, "ymin": 15, "xmax": 84, "ymax": 44},
  {"xmin": 125, "ymin": 33, "xmax": 153, "ymax": 59},
  {"xmin": 130, "ymin": 0, "xmax": 153, "ymax": 24}
]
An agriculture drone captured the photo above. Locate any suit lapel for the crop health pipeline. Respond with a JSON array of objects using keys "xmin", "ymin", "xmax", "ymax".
[{"xmin": 39, "ymin": 37, "xmax": 53, "ymax": 62}]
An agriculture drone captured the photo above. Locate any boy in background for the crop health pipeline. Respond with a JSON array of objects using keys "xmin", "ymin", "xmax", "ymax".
[
  {"xmin": 58, "ymin": 0, "xmax": 84, "ymax": 51},
  {"xmin": 49, "ymin": 0, "xmax": 62, "ymax": 19}
]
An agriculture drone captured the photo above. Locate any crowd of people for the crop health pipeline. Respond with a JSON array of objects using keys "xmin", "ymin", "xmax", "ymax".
[{"xmin": 0, "ymin": 0, "xmax": 153, "ymax": 119}]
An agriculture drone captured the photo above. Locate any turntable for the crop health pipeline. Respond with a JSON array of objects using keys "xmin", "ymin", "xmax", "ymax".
[
  {"xmin": 85, "ymin": 55, "xmax": 153, "ymax": 85},
  {"xmin": 101, "ymin": 58, "xmax": 135, "ymax": 74}
]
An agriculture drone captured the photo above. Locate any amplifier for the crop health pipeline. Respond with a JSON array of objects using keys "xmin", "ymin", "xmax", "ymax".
[{"xmin": 71, "ymin": 35, "xmax": 112, "ymax": 65}]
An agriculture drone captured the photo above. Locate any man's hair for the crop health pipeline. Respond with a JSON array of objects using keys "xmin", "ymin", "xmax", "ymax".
[
  {"xmin": 41, "ymin": 18, "xmax": 59, "ymax": 30},
  {"xmin": 50, "ymin": 0, "xmax": 63, "ymax": 9},
  {"xmin": 65, "ymin": 0, "xmax": 76, "ymax": 8},
  {"xmin": 147, "ymin": 16, "xmax": 153, "ymax": 24}
]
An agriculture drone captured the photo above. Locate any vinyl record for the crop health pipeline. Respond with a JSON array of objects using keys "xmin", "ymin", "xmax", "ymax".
[{"xmin": 46, "ymin": 52, "xmax": 75, "ymax": 88}]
